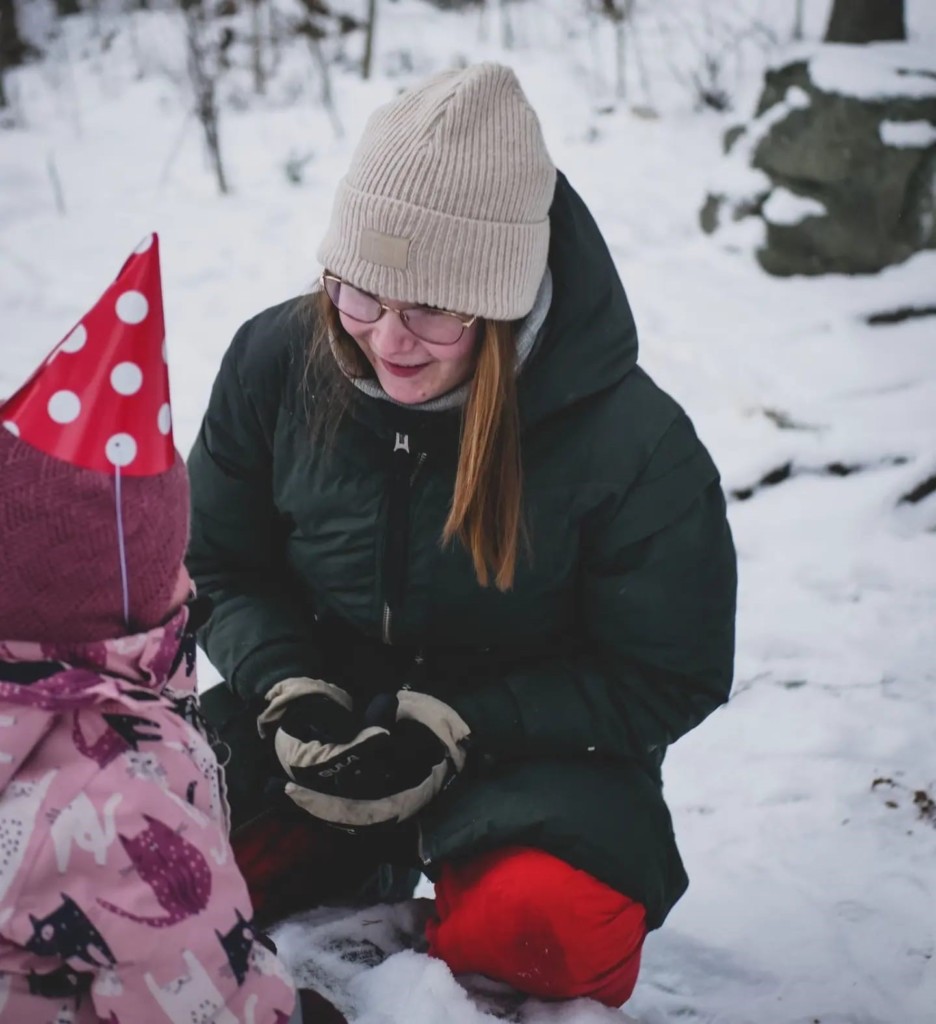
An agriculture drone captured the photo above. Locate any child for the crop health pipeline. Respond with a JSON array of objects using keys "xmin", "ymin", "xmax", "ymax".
[{"xmin": 0, "ymin": 236, "xmax": 299, "ymax": 1023}]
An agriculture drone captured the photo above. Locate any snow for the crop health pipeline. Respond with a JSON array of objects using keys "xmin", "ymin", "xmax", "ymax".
[
  {"xmin": 707, "ymin": 160, "xmax": 770, "ymax": 204},
  {"xmin": 880, "ymin": 119, "xmax": 936, "ymax": 148},
  {"xmin": 736, "ymin": 86, "xmax": 810, "ymax": 155},
  {"xmin": 761, "ymin": 186, "xmax": 826, "ymax": 226},
  {"xmin": 706, "ymin": 85, "xmax": 812, "ymax": 211},
  {"xmin": 271, "ymin": 900, "xmax": 640, "ymax": 1024},
  {"xmin": 3, "ymin": 2, "xmax": 936, "ymax": 1023},
  {"xmin": 809, "ymin": 42, "xmax": 936, "ymax": 101},
  {"xmin": 784, "ymin": 85, "xmax": 811, "ymax": 110}
]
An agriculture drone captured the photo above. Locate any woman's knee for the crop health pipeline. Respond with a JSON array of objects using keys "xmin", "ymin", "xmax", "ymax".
[{"xmin": 426, "ymin": 846, "xmax": 646, "ymax": 1006}]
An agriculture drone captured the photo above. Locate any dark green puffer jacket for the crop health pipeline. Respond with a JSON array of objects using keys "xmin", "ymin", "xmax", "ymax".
[{"xmin": 187, "ymin": 172, "xmax": 737, "ymax": 929}]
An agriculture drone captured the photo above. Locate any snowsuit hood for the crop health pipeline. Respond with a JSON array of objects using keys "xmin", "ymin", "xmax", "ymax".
[{"xmin": 0, "ymin": 607, "xmax": 193, "ymax": 793}]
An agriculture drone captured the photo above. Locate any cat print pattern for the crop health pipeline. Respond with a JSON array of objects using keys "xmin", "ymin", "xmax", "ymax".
[
  {"xmin": 73, "ymin": 711, "xmax": 162, "ymax": 769},
  {"xmin": 25, "ymin": 894, "xmax": 116, "ymax": 968},
  {"xmin": 0, "ymin": 770, "xmax": 57, "ymax": 902},
  {"xmin": 50, "ymin": 792, "xmax": 122, "ymax": 873},
  {"xmin": 145, "ymin": 950, "xmax": 242, "ymax": 1024},
  {"xmin": 98, "ymin": 815, "xmax": 211, "ymax": 927}
]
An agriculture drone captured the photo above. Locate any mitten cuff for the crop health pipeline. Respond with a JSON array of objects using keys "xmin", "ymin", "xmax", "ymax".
[
  {"xmin": 395, "ymin": 691, "xmax": 471, "ymax": 771},
  {"xmin": 256, "ymin": 676, "xmax": 353, "ymax": 737}
]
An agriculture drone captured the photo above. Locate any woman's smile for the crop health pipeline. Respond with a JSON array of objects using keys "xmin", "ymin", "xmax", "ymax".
[{"xmin": 380, "ymin": 359, "xmax": 431, "ymax": 378}]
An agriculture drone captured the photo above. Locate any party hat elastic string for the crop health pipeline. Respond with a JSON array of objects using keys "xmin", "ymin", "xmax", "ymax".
[{"xmin": 113, "ymin": 467, "xmax": 131, "ymax": 626}]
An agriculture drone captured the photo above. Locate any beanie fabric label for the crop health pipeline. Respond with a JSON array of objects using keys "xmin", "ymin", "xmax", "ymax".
[{"xmin": 359, "ymin": 228, "xmax": 411, "ymax": 270}]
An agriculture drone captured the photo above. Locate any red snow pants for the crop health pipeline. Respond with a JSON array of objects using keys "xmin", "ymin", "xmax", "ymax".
[
  {"xmin": 427, "ymin": 846, "xmax": 646, "ymax": 1007},
  {"xmin": 235, "ymin": 817, "xmax": 646, "ymax": 1007}
]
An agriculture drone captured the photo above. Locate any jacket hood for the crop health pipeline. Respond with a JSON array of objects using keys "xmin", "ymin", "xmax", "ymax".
[
  {"xmin": 0, "ymin": 605, "xmax": 194, "ymax": 790},
  {"xmin": 517, "ymin": 170, "xmax": 639, "ymax": 428}
]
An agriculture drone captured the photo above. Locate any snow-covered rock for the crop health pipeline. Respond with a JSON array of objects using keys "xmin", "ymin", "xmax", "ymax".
[{"xmin": 703, "ymin": 42, "xmax": 936, "ymax": 276}]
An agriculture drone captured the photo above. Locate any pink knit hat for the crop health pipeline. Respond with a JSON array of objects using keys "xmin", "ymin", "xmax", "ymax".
[{"xmin": 0, "ymin": 234, "xmax": 190, "ymax": 643}]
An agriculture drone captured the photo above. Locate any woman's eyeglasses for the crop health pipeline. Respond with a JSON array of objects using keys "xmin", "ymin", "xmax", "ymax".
[{"xmin": 322, "ymin": 274, "xmax": 478, "ymax": 346}]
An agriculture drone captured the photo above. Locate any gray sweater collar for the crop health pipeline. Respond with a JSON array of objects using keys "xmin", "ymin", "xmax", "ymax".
[{"xmin": 346, "ymin": 268, "xmax": 553, "ymax": 413}]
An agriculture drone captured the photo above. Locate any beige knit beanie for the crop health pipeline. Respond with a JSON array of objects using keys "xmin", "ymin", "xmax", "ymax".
[{"xmin": 317, "ymin": 62, "xmax": 557, "ymax": 322}]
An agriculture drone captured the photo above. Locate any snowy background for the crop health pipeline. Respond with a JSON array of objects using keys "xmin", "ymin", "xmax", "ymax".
[{"xmin": 2, "ymin": 1, "xmax": 935, "ymax": 1021}]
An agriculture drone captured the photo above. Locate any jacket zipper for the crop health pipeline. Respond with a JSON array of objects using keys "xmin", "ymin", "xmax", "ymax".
[
  {"xmin": 411, "ymin": 450, "xmax": 427, "ymax": 483},
  {"xmin": 381, "ymin": 434, "xmax": 425, "ymax": 645}
]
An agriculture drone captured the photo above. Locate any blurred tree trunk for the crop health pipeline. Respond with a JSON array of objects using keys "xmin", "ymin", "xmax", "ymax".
[
  {"xmin": 0, "ymin": 0, "xmax": 27, "ymax": 67},
  {"xmin": 825, "ymin": 0, "xmax": 905, "ymax": 43},
  {"xmin": 792, "ymin": 0, "xmax": 804, "ymax": 40},
  {"xmin": 362, "ymin": 0, "xmax": 376, "ymax": 80},
  {"xmin": 178, "ymin": 0, "xmax": 229, "ymax": 194},
  {"xmin": 499, "ymin": 0, "xmax": 513, "ymax": 49},
  {"xmin": 295, "ymin": 1, "xmax": 346, "ymax": 138},
  {"xmin": 0, "ymin": 0, "xmax": 26, "ymax": 108},
  {"xmin": 600, "ymin": 1, "xmax": 634, "ymax": 101},
  {"xmin": 248, "ymin": 0, "xmax": 266, "ymax": 94}
]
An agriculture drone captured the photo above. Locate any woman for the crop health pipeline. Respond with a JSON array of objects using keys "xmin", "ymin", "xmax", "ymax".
[{"xmin": 189, "ymin": 62, "xmax": 737, "ymax": 1007}]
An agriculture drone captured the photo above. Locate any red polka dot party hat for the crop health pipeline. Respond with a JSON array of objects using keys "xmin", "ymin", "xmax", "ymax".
[{"xmin": 1, "ymin": 233, "xmax": 173, "ymax": 477}]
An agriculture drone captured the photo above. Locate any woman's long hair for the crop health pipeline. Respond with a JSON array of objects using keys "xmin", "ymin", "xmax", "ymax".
[{"xmin": 303, "ymin": 289, "xmax": 523, "ymax": 590}]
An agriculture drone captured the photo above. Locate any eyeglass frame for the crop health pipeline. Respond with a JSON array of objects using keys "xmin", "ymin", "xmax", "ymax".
[{"xmin": 321, "ymin": 273, "xmax": 479, "ymax": 346}]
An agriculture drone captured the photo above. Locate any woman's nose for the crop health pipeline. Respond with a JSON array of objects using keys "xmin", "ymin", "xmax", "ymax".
[{"xmin": 369, "ymin": 309, "xmax": 419, "ymax": 354}]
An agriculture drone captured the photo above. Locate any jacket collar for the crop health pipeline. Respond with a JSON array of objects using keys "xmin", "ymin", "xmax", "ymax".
[{"xmin": 0, "ymin": 603, "xmax": 197, "ymax": 709}]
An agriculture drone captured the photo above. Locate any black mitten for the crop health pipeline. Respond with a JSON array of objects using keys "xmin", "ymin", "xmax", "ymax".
[{"xmin": 279, "ymin": 690, "xmax": 471, "ymax": 828}]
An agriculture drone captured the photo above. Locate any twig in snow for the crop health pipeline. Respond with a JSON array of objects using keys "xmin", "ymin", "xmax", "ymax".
[{"xmin": 46, "ymin": 153, "xmax": 66, "ymax": 215}]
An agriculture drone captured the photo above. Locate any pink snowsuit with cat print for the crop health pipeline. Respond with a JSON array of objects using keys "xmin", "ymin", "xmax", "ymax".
[{"xmin": 0, "ymin": 605, "xmax": 297, "ymax": 1024}]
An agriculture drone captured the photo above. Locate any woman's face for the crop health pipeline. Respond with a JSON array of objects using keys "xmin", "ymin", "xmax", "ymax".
[{"xmin": 339, "ymin": 302, "xmax": 481, "ymax": 405}]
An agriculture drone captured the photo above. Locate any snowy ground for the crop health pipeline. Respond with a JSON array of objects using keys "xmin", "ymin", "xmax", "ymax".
[{"xmin": 2, "ymin": 2, "xmax": 935, "ymax": 1022}]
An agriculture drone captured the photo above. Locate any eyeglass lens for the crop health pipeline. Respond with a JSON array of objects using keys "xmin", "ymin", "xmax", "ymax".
[{"xmin": 324, "ymin": 277, "xmax": 465, "ymax": 345}]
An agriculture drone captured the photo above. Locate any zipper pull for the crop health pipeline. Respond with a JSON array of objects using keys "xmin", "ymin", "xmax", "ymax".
[{"xmin": 393, "ymin": 432, "xmax": 410, "ymax": 454}]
